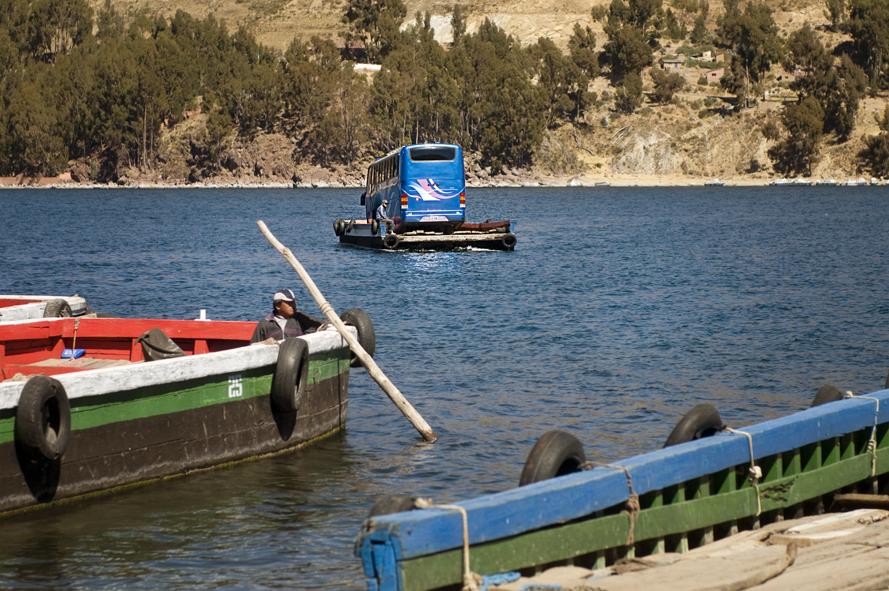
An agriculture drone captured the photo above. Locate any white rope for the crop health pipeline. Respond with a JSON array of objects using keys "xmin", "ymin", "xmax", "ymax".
[
  {"xmin": 414, "ymin": 498, "xmax": 480, "ymax": 591},
  {"xmin": 854, "ymin": 395, "xmax": 881, "ymax": 477},
  {"xmin": 725, "ymin": 427, "xmax": 763, "ymax": 516}
]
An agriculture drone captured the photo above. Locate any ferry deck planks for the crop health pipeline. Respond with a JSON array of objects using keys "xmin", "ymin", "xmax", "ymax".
[{"xmin": 492, "ymin": 509, "xmax": 889, "ymax": 591}]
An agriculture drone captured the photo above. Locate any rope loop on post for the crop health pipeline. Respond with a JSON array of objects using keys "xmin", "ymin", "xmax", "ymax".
[
  {"xmin": 414, "ymin": 498, "xmax": 481, "ymax": 591},
  {"xmin": 855, "ymin": 395, "xmax": 881, "ymax": 477},
  {"xmin": 582, "ymin": 462, "xmax": 640, "ymax": 546},
  {"xmin": 725, "ymin": 428, "xmax": 763, "ymax": 517}
]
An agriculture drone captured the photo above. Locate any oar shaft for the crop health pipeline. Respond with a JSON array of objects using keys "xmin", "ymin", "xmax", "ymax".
[{"xmin": 257, "ymin": 221, "xmax": 437, "ymax": 443}]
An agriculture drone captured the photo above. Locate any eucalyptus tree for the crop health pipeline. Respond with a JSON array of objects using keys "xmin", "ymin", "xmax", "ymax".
[
  {"xmin": 848, "ymin": 0, "xmax": 889, "ymax": 89},
  {"xmin": 529, "ymin": 37, "xmax": 590, "ymax": 126},
  {"xmin": 860, "ymin": 106, "xmax": 889, "ymax": 176},
  {"xmin": 342, "ymin": 0, "xmax": 407, "ymax": 62},
  {"xmin": 452, "ymin": 19, "xmax": 546, "ymax": 172},
  {"xmin": 784, "ymin": 25, "xmax": 867, "ymax": 140},
  {"xmin": 717, "ymin": 0, "xmax": 781, "ymax": 108},
  {"xmin": 769, "ymin": 96, "xmax": 825, "ymax": 176},
  {"xmin": 568, "ymin": 23, "xmax": 600, "ymax": 79}
]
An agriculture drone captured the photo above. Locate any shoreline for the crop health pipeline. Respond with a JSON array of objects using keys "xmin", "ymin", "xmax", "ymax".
[{"xmin": 0, "ymin": 174, "xmax": 884, "ymax": 190}]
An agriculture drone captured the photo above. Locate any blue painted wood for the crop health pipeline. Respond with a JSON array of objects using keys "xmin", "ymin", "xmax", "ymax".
[{"xmin": 356, "ymin": 390, "xmax": 889, "ymax": 581}]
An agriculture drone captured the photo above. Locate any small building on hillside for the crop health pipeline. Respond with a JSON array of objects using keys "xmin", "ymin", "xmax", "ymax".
[
  {"xmin": 661, "ymin": 56, "xmax": 685, "ymax": 71},
  {"xmin": 334, "ymin": 38, "xmax": 367, "ymax": 62},
  {"xmin": 692, "ymin": 49, "xmax": 713, "ymax": 61},
  {"xmin": 707, "ymin": 68, "xmax": 724, "ymax": 84}
]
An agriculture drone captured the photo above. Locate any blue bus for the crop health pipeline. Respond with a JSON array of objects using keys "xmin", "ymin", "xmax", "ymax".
[{"xmin": 363, "ymin": 144, "xmax": 466, "ymax": 231}]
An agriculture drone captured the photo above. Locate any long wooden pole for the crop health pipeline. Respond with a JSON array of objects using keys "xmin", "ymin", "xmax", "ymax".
[{"xmin": 257, "ymin": 220, "xmax": 437, "ymax": 443}]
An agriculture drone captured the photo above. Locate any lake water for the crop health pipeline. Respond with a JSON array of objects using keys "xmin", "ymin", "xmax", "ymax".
[{"xmin": 1, "ymin": 186, "xmax": 888, "ymax": 589}]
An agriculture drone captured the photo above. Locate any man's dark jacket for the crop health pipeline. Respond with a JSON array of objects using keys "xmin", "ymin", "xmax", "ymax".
[{"xmin": 250, "ymin": 311, "xmax": 323, "ymax": 342}]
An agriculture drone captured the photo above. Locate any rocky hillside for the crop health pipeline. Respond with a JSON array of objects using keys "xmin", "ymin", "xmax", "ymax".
[{"xmin": 82, "ymin": 0, "xmax": 888, "ymax": 187}]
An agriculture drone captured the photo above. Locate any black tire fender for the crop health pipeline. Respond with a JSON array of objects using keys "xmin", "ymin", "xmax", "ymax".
[
  {"xmin": 812, "ymin": 384, "xmax": 847, "ymax": 407},
  {"xmin": 368, "ymin": 495, "xmax": 417, "ymax": 517},
  {"xmin": 340, "ymin": 308, "xmax": 375, "ymax": 367},
  {"xmin": 333, "ymin": 218, "xmax": 346, "ymax": 236},
  {"xmin": 271, "ymin": 338, "xmax": 309, "ymax": 413},
  {"xmin": 383, "ymin": 233, "xmax": 400, "ymax": 249},
  {"xmin": 519, "ymin": 430, "xmax": 586, "ymax": 486},
  {"xmin": 346, "ymin": 219, "xmax": 355, "ymax": 233},
  {"xmin": 43, "ymin": 299, "xmax": 72, "ymax": 318},
  {"xmin": 663, "ymin": 403, "xmax": 725, "ymax": 447},
  {"xmin": 15, "ymin": 375, "xmax": 71, "ymax": 461},
  {"xmin": 501, "ymin": 234, "xmax": 517, "ymax": 250},
  {"xmin": 371, "ymin": 219, "xmax": 380, "ymax": 235}
]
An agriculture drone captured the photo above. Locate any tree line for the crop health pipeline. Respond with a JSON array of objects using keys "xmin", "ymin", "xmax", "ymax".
[{"xmin": 0, "ymin": 0, "xmax": 888, "ymax": 181}]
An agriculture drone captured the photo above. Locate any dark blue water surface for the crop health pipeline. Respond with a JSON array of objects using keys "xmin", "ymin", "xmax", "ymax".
[{"xmin": 2, "ymin": 186, "xmax": 889, "ymax": 589}]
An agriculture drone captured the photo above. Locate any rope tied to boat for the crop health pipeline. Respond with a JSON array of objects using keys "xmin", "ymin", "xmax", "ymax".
[
  {"xmin": 854, "ymin": 394, "xmax": 881, "ymax": 477},
  {"xmin": 583, "ymin": 462, "xmax": 640, "ymax": 546},
  {"xmin": 413, "ymin": 498, "xmax": 481, "ymax": 591},
  {"xmin": 724, "ymin": 428, "xmax": 763, "ymax": 517},
  {"xmin": 70, "ymin": 317, "xmax": 80, "ymax": 359}
]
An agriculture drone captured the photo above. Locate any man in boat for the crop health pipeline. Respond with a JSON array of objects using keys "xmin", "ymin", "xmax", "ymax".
[
  {"xmin": 373, "ymin": 199, "xmax": 393, "ymax": 235},
  {"xmin": 251, "ymin": 289, "xmax": 313, "ymax": 342}
]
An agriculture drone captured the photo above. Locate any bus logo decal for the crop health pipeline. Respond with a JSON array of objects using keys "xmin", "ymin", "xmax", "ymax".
[{"xmin": 408, "ymin": 178, "xmax": 462, "ymax": 201}]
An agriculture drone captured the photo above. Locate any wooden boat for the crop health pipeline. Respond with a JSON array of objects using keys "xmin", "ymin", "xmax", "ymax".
[
  {"xmin": 0, "ymin": 311, "xmax": 373, "ymax": 515},
  {"xmin": 355, "ymin": 386, "xmax": 889, "ymax": 590},
  {"xmin": 0, "ymin": 295, "xmax": 91, "ymax": 322}
]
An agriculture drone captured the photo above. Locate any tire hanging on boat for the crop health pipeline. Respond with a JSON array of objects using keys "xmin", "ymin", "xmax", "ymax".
[
  {"xmin": 501, "ymin": 234, "xmax": 517, "ymax": 250},
  {"xmin": 339, "ymin": 308, "xmax": 375, "ymax": 367},
  {"xmin": 43, "ymin": 299, "xmax": 72, "ymax": 318},
  {"xmin": 519, "ymin": 430, "xmax": 586, "ymax": 486},
  {"xmin": 368, "ymin": 495, "xmax": 417, "ymax": 517},
  {"xmin": 15, "ymin": 375, "xmax": 72, "ymax": 461},
  {"xmin": 663, "ymin": 403, "xmax": 725, "ymax": 447},
  {"xmin": 271, "ymin": 337, "xmax": 309, "ymax": 413},
  {"xmin": 371, "ymin": 219, "xmax": 380, "ymax": 236},
  {"xmin": 333, "ymin": 218, "xmax": 346, "ymax": 236},
  {"xmin": 811, "ymin": 384, "xmax": 846, "ymax": 407},
  {"xmin": 383, "ymin": 233, "xmax": 400, "ymax": 250}
]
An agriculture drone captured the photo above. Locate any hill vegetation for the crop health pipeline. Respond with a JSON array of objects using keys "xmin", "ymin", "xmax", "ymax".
[{"xmin": 1, "ymin": 0, "xmax": 888, "ymax": 186}]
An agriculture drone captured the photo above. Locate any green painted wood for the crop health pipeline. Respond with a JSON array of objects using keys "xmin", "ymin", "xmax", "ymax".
[
  {"xmin": 0, "ymin": 352, "xmax": 349, "ymax": 444},
  {"xmin": 397, "ymin": 447, "xmax": 889, "ymax": 591}
]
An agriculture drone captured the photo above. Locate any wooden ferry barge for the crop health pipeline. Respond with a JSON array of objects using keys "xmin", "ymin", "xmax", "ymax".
[
  {"xmin": 0, "ymin": 312, "xmax": 372, "ymax": 514},
  {"xmin": 356, "ymin": 386, "xmax": 889, "ymax": 590},
  {"xmin": 336, "ymin": 220, "xmax": 517, "ymax": 252}
]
